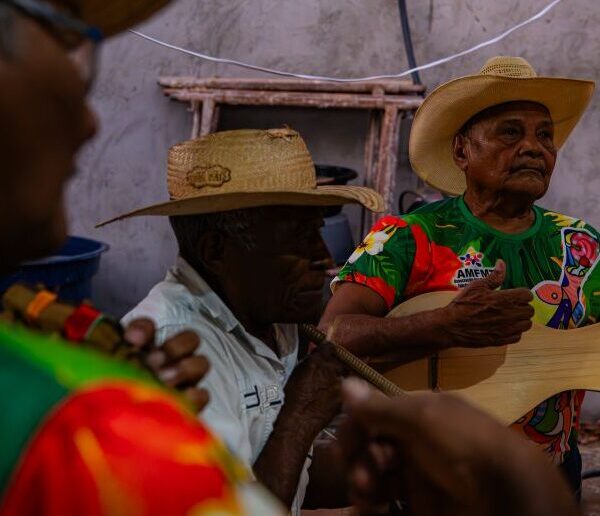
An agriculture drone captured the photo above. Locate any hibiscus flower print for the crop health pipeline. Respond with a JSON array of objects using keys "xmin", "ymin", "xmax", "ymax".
[{"xmin": 348, "ymin": 227, "xmax": 396, "ymax": 264}]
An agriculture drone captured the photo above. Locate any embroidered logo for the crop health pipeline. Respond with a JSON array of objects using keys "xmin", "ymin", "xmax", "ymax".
[
  {"xmin": 186, "ymin": 165, "xmax": 231, "ymax": 189},
  {"xmin": 243, "ymin": 384, "xmax": 283, "ymax": 412},
  {"xmin": 453, "ymin": 247, "xmax": 495, "ymax": 288},
  {"xmin": 460, "ymin": 248, "xmax": 483, "ymax": 267}
]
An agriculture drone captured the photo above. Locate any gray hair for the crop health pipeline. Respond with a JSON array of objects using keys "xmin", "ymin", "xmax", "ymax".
[{"xmin": 169, "ymin": 207, "xmax": 266, "ymax": 270}]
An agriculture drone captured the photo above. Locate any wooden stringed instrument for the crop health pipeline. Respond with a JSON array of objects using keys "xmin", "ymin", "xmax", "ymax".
[{"xmin": 383, "ymin": 290, "xmax": 600, "ymax": 425}]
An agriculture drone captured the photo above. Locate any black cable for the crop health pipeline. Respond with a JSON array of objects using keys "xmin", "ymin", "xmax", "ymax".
[
  {"xmin": 583, "ymin": 469, "xmax": 600, "ymax": 480},
  {"xmin": 397, "ymin": 0, "xmax": 422, "ymax": 86}
]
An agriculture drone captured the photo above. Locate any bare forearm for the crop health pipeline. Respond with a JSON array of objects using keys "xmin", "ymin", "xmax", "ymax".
[
  {"xmin": 253, "ymin": 418, "xmax": 319, "ymax": 508},
  {"xmin": 324, "ymin": 309, "xmax": 451, "ymax": 370}
]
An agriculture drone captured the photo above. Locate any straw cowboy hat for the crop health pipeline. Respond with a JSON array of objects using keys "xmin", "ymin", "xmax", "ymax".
[
  {"xmin": 98, "ymin": 128, "xmax": 384, "ymax": 226},
  {"xmin": 53, "ymin": 0, "xmax": 171, "ymax": 37},
  {"xmin": 409, "ymin": 56, "xmax": 595, "ymax": 196}
]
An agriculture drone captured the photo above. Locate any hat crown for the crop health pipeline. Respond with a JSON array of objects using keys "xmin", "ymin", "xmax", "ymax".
[
  {"xmin": 167, "ymin": 128, "xmax": 317, "ymax": 201},
  {"xmin": 479, "ymin": 56, "xmax": 538, "ymax": 79}
]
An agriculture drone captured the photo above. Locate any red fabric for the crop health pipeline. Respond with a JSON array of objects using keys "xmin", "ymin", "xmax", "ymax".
[
  {"xmin": 370, "ymin": 215, "xmax": 408, "ymax": 233},
  {"xmin": 63, "ymin": 304, "xmax": 103, "ymax": 342},
  {"xmin": 346, "ymin": 271, "xmax": 396, "ymax": 309},
  {"xmin": 405, "ymin": 224, "xmax": 462, "ymax": 298},
  {"xmin": 1, "ymin": 383, "xmax": 247, "ymax": 516}
]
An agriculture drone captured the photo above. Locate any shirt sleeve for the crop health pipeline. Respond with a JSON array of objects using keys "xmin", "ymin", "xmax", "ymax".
[
  {"xmin": 0, "ymin": 382, "xmax": 259, "ymax": 516},
  {"xmin": 157, "ymin": 324, "xmax": 255, "ymax": 468},
  {"xmin": 331, "ymin": 215, "xmax": 416, "ymax": 310}
]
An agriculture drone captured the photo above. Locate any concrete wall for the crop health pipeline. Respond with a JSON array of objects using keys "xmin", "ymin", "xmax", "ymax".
[
  {"xmin": 71, "ymin": 0, "xmax": 600, "ymax": 315},
  {"xmin": 68, "ymin": 0, "xmax": 600, "ymax": 416}
]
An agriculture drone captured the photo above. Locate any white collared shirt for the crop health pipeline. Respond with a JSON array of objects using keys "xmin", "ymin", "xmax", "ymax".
[{"xmin": 122, "ymin": 257, "xmax": 310, "ymax": 514}]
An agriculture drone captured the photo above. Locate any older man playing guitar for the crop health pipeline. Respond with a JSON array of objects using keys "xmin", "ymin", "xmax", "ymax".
[{"xmin": 322, "ymin": 56, "xmax": 597, "ymax": 496}]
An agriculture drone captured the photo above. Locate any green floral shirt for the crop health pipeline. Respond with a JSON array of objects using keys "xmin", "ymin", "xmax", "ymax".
[{"xmin": 334, "ymin": 196, "xmax": 600, "ymax": 462}]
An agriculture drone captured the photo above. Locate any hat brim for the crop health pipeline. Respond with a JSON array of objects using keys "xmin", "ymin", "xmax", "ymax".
[
  {"xmin": 67, "ymin": 0, "xmax": 172, "ymax": 37},
  {"xmin": 409, "ymin": 75, "xmax": 595, "ymax": 196},
  {"xmin": 96, "ymin": 185, "xmax": 384, "ymax": 227}
]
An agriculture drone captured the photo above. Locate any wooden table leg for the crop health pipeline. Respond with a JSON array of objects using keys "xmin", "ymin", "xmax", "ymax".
[
  {"xmin": 361, "ymin": 111, "xmax": 381, "ymax": 237},
  {"xmin": 210, "ymin": 105, "xmax": 221, "ymax": 133},
  {"xmin": 200, "ymin": 98, "xmax": 216, "ymax": 136},
  {"xmin": 189, "ymin": 100, "xmax": 201, "ymax": 139},
  {"xmin": 373, "ymin": 105, "xmax": 400, "ymax": 223}
]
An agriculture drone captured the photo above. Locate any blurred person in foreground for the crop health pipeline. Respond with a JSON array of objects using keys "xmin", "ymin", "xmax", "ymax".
[
  {"xmin": 0, "ymin": 1, "xmax": 282, "ymax": 514},
  {"xmin": 339, "ymin": 379, "xmax": 579, "ymax": 516}
]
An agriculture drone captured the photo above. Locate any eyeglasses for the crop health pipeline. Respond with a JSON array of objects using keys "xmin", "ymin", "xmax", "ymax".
[{"xmin": 0, "ymin": 0, "xmax": 104, "ymax": 90}]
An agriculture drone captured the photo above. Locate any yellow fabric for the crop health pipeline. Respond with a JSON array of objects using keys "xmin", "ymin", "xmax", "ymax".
[{"xmin": 25, "ymin": 291, "xmax": 58, "ymax": 323}]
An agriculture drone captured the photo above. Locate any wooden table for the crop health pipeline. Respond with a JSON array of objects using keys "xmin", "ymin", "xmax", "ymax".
[{"xmin": 158, "ymin": 77, "xmax": 425, "ymax": 229}]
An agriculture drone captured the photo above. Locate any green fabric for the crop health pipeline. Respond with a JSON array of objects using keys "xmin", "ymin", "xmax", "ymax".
[
  {"xmin": 0, "ymin": 323, "xmax": 157, "ymax": 494},
  {"xmin": 337, "ymin": 196, "xmax": 600, "ymax": 319},
  {"xmin": 0, "ymin": 343, "xmax": 67, "ymax": 493},
  {"xmin": 335, "ymin": 196, "xmax": 600, "ymax": 461},
  {"xmin": 0, "ymin": 322, "xmax": 154, "ymax": 389}
]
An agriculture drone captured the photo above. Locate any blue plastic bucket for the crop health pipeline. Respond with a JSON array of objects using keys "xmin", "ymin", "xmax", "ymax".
[
  {"xmin": 321, "ymin": 213, "xmax": 355, "ymax": 265},
  {"xmin": 0, "ymin": 236, "xmax": 109, "ymax": 303}
]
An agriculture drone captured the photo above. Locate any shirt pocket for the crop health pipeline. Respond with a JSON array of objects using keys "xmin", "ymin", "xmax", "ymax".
[{"xmin": 241, "ymin": 382, "xmax": 285, "ymax": 453}]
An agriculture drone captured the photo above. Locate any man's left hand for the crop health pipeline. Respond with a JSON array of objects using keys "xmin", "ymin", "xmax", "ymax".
[
  {"xmin": 281, "ymin": 342, "xmax": 346, "ymax": 436},
  {"xmin": 124, "ymin": 318, "xmax": 210, "ymax": 413}
]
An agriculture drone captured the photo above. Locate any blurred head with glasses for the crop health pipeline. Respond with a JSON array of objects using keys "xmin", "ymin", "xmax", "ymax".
[
  {"xmin": 0, "ymin": 0, "xmax": 169, "ymax": 271},
  {"xmin": 2, "ymin": 0, "xmax": 102, "ymax": 88}
]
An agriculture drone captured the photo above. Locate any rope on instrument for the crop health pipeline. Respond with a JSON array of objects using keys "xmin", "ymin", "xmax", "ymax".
[{"xmin": 299, "ymin": 323, "xmax": 407, "ymax": 397}]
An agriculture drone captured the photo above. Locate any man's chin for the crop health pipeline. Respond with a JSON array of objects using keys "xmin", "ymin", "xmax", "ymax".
[
  {"xmin": 280, "ymin": 292, "xmax": 325, "ymax": 324},
  {"xmin": 504, "ymin": 179, "xmax": 549, "ymax": 201}
]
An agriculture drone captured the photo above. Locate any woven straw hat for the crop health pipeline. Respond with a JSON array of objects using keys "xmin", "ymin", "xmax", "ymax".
[
  {"xmin": 409, "ymin": 56, "xmax": 595, "ymax": 196},
  {"xmin": 53, "ymin": 0, "xmax": 171, "ymax": 37},
  {"xmin": 97, "ymin": 128, "xmax": 384, "ymax": 226}
]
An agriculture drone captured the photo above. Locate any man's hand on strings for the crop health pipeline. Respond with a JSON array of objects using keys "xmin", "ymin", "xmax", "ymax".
[{"xmin": 441, "ymin": 259, "xmax": 534, "ymax": 348}]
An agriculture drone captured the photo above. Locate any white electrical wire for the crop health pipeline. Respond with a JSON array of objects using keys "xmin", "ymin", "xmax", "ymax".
[{"xmin": 130, "ymin": 0, "xmax": 563, "ymax": 83}]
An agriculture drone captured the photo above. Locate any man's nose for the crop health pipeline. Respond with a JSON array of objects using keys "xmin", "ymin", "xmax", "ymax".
[{"xmin": 518, "ymin": 131, "xmax": 544, "ymax": 156}]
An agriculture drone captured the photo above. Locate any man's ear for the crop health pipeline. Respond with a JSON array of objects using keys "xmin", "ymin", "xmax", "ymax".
[
  {"xmin": 452, "ymin": 133, "xmax": 469, "ymax": 172},
  {"xmin": 196, "ymin": 231, "xmax": 227, "ymax": 276}
]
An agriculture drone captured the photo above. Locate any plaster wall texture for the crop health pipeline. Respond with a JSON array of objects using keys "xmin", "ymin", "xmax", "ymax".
[{"xmin": 68, "ymin": 0, "xmax": 600, "ymax": 409}]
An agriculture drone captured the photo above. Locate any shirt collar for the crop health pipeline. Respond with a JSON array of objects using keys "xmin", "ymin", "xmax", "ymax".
[{"xmin": 168, "ymin": 257, "xmax": 298, "ymax": 363}]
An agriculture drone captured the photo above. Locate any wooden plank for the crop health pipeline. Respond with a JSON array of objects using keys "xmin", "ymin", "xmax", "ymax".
[
  {"xmin": 360, "ymin": 111, "xmax": 381, "ymax": 236},
  {"xmin": 158, "ymin": 76, "xmax": 426, "ymax": 95},
  {"xmin": 210, "ymin": 105, "xmax": 221, "ymax": 133},
  {"xmin": 162, "ymin": 88, "xmax": 423, "ymax": 110},
  {"xmin": 200, "ymin": 98, "xmax": 216, "ymax": 136},
  {"xmin": 188, "ymin": 100, "xmax": 201, "ymax": 139},
  {"xmin": 373, "ymin": 105, "xmax": 400, "ymax": 216}
]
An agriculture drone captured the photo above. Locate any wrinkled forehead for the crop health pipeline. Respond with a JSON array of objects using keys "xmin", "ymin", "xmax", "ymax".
[{"xmin": 459, "ymin": 101, "xmax": 553, "ymax": 134}]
